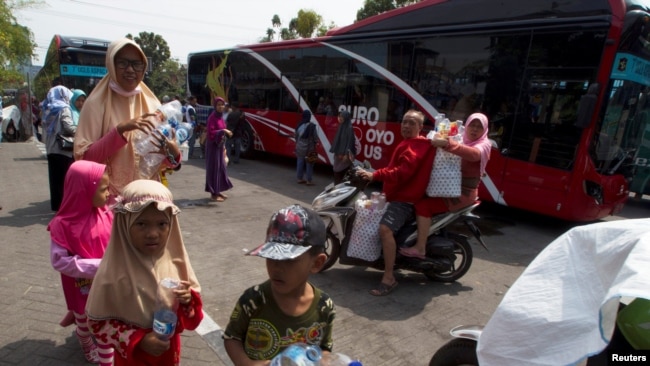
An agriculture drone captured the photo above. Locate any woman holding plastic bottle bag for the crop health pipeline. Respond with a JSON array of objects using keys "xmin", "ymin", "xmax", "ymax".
[
  {"xmin": 74, "ymin": 38, "xmax": 181, "ymax": 203},
  {"xmin": 401, "ymin": 113, "xmax": 492, "ymax": 259}
]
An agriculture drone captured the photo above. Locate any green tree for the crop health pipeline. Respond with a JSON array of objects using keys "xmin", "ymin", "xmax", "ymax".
[
  {"xmin": 1, "ymin": 0, "xmax": 40, "ymax": 86},
  {"xmin": 295, "ymin": 9, "xmax": 322, "ymax": 38},
  {"xmin": 147, "ymin": 58, "xmax": 187, "ymax": 99},
  {"xmin": 271, "ymin": 14, "xmax": 281, "ymax": 41},
  {"xmin": 317, "ymin": 21, "xmax": 336, "ymax": 37},
  {"xmin": 356, "ymin": 0, "xmax": 419, "ymax": 21}
]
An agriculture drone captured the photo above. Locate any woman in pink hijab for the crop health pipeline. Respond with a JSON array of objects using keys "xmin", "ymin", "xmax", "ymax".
[
  {"xmin": 402, "ymin": 113, "xmax": 492, "ymax": 259},
  {"xmin": 48, "ymin": 160, "xmax": 113, "ymax": 363}
]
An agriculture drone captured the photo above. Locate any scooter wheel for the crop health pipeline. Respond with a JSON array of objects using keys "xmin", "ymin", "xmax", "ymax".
[
  {"xmin": 319, "ymin": 229, "xmax": 341, "ymax": 272},
  {"xmin": 429, "ymin": 338, "xmax": 478, "ymax": 366}
]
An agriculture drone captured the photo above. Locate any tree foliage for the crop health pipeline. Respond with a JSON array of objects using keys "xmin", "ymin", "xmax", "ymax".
[
  {"xmin": 1, "ymin": 0, "xmax": 40, "ymax": 86},
  {"xmin": 147, "ymin": 58, "xmax": 187, "ymax": 99},
  {"xmin": 356, "ymin": 0, "xmax": 419, "ymax": 21},
  {"xmin": 261, "ymin": 9, "xmax": 332, "ymax": 42},
  {"xmin": 295, "ymin": 10, "xmax": 322, "ymax": 38}
]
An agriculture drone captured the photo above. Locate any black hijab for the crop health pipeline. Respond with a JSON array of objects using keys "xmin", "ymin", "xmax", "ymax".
[{"xmin": 330, "ymin": 111, "xmax": 355, "ymax": 155}]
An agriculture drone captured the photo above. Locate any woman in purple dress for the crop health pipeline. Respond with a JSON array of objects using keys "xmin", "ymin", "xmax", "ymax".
[{"xmin": 205, "ymin": 97, "xmax": 233, "ymax": 201}]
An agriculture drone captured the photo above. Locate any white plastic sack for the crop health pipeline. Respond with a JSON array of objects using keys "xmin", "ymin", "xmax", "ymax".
[
  {"xmin": 477, "ymin": 219, "xmax": 650, "ymax": 366},
  {"xmin": 347, "ymin": 202, "xmax": 386, "ymax": 261},
  {"xmin": 426, "ymin": 147, "xmax": 461, "ymax": 197}
]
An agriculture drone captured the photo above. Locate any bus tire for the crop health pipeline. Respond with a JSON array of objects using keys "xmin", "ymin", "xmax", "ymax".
[{"xmin": 240, "ymin": 122, "xmax": 256, "ymax": 159}]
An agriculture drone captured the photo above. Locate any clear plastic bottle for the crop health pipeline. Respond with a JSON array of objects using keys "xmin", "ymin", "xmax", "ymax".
[
  {"xmin": 134, "ymin": 100, "xmax": 183, "ymax": 156},
  {"xmin": 377, "ymin": 193, "xmax": 387, "ymax": 210},
  {"xmin": 152, "ymin": 278, "xmax": 180, "ymax": 340},
  {"xmin": 269, "ymin": 343, "xmax": 322, "ymax": 366}
]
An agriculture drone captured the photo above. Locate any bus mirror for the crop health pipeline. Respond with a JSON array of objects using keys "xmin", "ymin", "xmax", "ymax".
[{"xmin": 575, "ymin": 83, "xmax": 600, "ymax": 128}]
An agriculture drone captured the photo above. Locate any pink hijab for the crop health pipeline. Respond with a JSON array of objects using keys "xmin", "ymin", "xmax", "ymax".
[
  {"xmin": 463, "ymin": 113, "xmax": 492, "ymax": 175},
  {"xmin": 48, "ymin": 160, "xmax": 113, "ymax": 259},
  {"xmin": 207, "ymin": 96, "xmax": 226, "ymax": 141}
]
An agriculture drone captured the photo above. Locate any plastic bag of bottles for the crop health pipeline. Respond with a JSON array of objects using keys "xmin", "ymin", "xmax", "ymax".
[
  {"xmin": 269, "ymin": 343, "xmax": 362, "ymax": 366},
  {"xmin": 134, "ymin": 101, "xmax": 184, "ymax": 177}
]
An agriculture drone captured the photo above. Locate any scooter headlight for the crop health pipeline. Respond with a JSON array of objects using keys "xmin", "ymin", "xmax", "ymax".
[{"xmin": 312, "ymin": 185, "xmax": 357, "ymax": 211}]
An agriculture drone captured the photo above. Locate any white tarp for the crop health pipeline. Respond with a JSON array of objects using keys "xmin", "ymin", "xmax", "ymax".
[
  {"xmin": 477, "ymin": 218, "xmax": 650, "ymax": 366},
  {"xmin": 1, "ymin": 105, "xmax": 22, "ymax": 134}
]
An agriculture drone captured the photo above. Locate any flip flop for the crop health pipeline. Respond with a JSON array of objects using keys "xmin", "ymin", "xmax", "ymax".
[
  {"xmin": 369, "ymin": 281, "xmax": 398, "ymax": 296},
  {"xmin": 210, "ymin": 195, "xmax": 225, "ymax": 202},
  {"xmin": 399, "ymin": 247, "xmax": 426, "ymax": 259}
]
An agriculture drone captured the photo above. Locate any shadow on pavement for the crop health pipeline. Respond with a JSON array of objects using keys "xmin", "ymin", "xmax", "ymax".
[
  {"xmin": 312, "ymin": 266, "xmax": 473, "ymax": 321},
  {"xmin": 0, "ymin": 200, "xmax": 53, "ymax": 228},
  {"xmin": 0, "ymin": 335, "xmax": 87, "ymax": 365}
]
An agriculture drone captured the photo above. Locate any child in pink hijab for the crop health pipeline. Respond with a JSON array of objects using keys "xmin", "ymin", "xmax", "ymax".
[
  {"xmin": 402, "ymin": 113, "xmax": 492, "ymax": 259},
  {"xmin": 49, "ymin": 160, "xmax": 113, "ymax": 363}
]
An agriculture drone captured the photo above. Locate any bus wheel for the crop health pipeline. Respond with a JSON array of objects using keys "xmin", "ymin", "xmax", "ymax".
[{"xmin": 239, "ymin": 122, "xmax": 256, "ymax": 159}]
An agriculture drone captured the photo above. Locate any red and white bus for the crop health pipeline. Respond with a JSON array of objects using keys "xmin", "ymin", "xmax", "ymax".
[{"xmin": 187, "ymin": 0, "xmax": 650, "ymax": 221}]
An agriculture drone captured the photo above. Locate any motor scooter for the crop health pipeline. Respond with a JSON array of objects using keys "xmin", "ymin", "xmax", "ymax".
[{"xmin": 311, "ymin": 166, "xmax": 488, "ymax": 282}]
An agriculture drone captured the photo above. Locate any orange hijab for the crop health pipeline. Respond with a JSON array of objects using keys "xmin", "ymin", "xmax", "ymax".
[{"xmin": 74, "ymin": 38, "xmax": 160, "ymax": 196}]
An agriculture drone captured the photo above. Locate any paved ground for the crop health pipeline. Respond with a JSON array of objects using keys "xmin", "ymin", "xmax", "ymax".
[
  {"xmin": 1, "ymin": 139, "xmax": 648, "ymax": 366},
  {"xmin": 0, "ymin": 141, "xmax": 233, "ymax": 365}
]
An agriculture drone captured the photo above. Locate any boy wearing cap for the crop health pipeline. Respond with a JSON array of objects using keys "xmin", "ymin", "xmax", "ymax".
[{"xmin": 223, "ymin": 204, "xmax": 336, "ymax": 363}]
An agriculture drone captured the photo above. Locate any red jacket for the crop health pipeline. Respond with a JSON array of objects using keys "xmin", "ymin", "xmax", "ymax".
[{"xmin": 373, "ymin": 136, "xmax": 436, "ymax": 203}]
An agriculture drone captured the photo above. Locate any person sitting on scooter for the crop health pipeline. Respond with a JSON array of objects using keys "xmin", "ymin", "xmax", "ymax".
[
  {"xmin": 401, "ymin": 113, "xmax": 492, "ymax": 259},
  {"xmin": 357, "ymin": 110, "xmax": 437, "ymax": 296}
]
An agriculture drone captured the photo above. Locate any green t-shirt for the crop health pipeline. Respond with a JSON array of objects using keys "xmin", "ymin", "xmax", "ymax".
[{"xmin": 223, "ymin": 280, "xmax": 335, "ymax": 360}]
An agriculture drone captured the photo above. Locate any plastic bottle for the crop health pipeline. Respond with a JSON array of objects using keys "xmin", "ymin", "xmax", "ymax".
[
  {"xmin": 134, "ymin": 100, "xmax": 183, "ymax": 156},
  {"xmin": 321, "ymin": 352, "xmax": 363, "ymax": 366},
  {"xmin": 377, "ymin": 193, "xmax": 387, "ymax": 210},
  {"xmin": 152, "ymin": 278, "xmax": 180, "ymax": 340},
  {"xmin": 269, "ymin": 343, "xmax": 322, "ymax": 366}
]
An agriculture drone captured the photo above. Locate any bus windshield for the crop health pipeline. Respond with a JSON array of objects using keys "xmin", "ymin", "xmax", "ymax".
[{"xmin": 33, "ymin": 36, "xmax": 108, "ymax": 100}]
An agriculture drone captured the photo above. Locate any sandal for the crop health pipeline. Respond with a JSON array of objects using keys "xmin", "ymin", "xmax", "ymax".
[
  {"xmin": 297, "ymin": 180, "xmax": 307, "ymax": 184},
  {"xmin": 369, "ymin": 281, "xmax": 398, "ymax": 296},
  {"xmin": 305, "ymin": 181, "xmax": 315, "ymax": 186},
  {"xmin": 399, "ymin": 247, "xmax": 426, "ymax": 259},
  {"xmin": 218, "ymin": 193, "xmax": 228, "ymax": 200}
]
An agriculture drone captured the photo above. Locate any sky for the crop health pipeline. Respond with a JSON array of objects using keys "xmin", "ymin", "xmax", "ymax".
[{"xmin": 15, "ymin": 0, "xmax": 367, "ymax": 66}]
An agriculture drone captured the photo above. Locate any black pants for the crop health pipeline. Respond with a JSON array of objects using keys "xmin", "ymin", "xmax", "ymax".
[{"xmin": 47, "ymin": 154, "xmax": 74, "ymax": 211}]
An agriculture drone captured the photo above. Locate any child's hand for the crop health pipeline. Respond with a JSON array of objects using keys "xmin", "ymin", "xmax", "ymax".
[
  {"xmin": 174, "ymin": 280, "xmax": 192, "ymax": 305},
  {"xmin": 139, "ymin": 332, "xmax": 170, "ymax": 356}
]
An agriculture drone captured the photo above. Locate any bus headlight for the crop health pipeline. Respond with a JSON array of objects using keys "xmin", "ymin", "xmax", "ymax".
[{"xmin": 584, "ymin": 180, "xmax": 603, "ymax": 205}]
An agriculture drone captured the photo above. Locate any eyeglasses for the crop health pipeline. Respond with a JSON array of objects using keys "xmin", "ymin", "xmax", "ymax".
[{"xmin": 115, "ymin": 59, "xmax": 145, "ymax": 72}]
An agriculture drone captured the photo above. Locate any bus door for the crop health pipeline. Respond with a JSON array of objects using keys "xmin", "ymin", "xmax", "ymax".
[{"xmin": 498, "ymin": 74, "xmax": 586, "ymax": 212}]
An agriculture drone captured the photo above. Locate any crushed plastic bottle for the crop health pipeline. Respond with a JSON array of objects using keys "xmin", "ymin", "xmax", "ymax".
[
  {"xmin": 134, "ymin": 101, "xmax": 182, "ymax": 156},
  {"xmin": 134, "ymin": 101, "xmax": 184, "ymax": 177},
  {"xmin": 269, "ymin": 343, "xmax": 322, "ymax": 366}
]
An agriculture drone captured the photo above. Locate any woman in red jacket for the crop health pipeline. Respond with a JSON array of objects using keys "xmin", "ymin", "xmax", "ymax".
[{"xmin": 401, "ymin": 113, "xmax": 492, "ymax": 259}]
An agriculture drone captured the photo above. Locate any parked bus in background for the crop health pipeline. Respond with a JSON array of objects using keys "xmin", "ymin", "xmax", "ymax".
[
  {"xmin": 187, "ymin": 0, "xmax": 650, "ymax": 221},
  {"xmin": 33, "ymin": 35, "xmax": 109, "ymax": 100}
]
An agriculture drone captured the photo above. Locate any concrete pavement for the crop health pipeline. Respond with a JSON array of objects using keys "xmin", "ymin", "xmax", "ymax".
[
  {"xmin": 0, "ymin": 141, "xmax": 232, "ymax": 365},
  {"xmin": 1, "ymin": 139, "xmax": 333, "ymax": 365}
]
